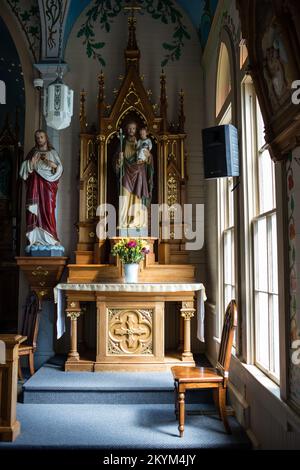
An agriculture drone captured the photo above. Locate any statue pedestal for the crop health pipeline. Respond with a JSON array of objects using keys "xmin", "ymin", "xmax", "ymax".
[
  {"xmin": 25, "ymin": 245, "xmax": 65, "ymax": 257},
  {"xmin": 16, "ymin": 257, "xmax": 68, "ymax": 367},
  {"xmin": 118, "ymin": 228, "xmax": 149, "ymax": 238}
]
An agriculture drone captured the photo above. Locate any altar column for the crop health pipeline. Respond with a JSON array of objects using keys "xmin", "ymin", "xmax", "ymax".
[
  {"xmin": 180, "ymin": 301, "xmax": 195, "ymax": 361},
  {"xmin": 65, "ymin": 301, "xmax": 82, "ymax": 362}
]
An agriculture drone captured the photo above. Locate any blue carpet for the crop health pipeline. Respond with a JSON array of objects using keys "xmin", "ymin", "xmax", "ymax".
[
  {"xmin": 22, "ymin": 357, "xmax": 213, "ymax": 404},
  {"xmin": 0, "ymin": 403, "xmax": 251, "ymax": 450}
]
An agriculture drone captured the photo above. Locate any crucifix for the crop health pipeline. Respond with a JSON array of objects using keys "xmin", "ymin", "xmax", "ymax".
[
  {"xmin": 124, "ymin": 1, "xmax": 142, "ymax": 16},
  {"xmin": 124, "ymin": 1, "xmax": 142, "ymax": 56}
]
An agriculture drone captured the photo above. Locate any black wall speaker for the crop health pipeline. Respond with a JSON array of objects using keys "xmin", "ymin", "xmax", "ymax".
[{"xmin": 202, "ymin": 124, "xmax": 239, "ymax": 179}]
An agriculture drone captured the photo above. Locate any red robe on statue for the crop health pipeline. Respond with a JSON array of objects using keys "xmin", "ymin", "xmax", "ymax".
[
  {"xmin": 20, "ymin": 147, "xmax": 63, "ymax": 246},
  {"xmin": 26, "ymin": 171, "xmax": 59, "ymax": 241}
]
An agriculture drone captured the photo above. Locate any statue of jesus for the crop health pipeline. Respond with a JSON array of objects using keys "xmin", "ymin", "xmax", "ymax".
[
  {"xmin": 19, "ymin": 129, "xmax": 63, "ymax": 249},
  {"xmin": 116, "ymin": 121, "xmax": 153, "ymax": 233}
]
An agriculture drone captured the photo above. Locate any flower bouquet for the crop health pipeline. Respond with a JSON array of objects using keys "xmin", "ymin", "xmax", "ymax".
[{"xmin": 111, "ymin": 239, "xmax": 150, "ymax": 283}]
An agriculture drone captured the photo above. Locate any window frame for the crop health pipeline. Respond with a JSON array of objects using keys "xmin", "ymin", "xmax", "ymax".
[{"xmin": 242, "ymin": 78, "xmax": 280, "ymax": 384}]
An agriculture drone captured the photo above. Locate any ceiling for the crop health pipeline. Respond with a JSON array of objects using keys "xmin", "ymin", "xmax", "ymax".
[{"xmin": 64, "ymin": 0, "xmax": 219, "ymax": 50}]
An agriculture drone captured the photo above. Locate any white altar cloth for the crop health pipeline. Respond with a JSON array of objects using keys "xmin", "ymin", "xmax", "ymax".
[{"xmin": 54, "ymin": 283, "xmax": 206, "ymax": 342}]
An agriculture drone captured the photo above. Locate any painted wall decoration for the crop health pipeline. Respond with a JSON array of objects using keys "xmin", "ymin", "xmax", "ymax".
[
  {"xmin": 287, "ymin": 150, "xmax": 300, "ymax": 412},
  {"xmin": 77, "ymin": 0, "xmax": 191, "ymax": 67},
  {"xmin": 0, "ymin": 16, "xmax": 25, "ymax": 142},
  {"xmin": 5, "ymin": 0, "xmax": 41, "ymax": 62},
  {"xmin": 262, "ymin": 20, "xmax": 294, "ymax": 110},
  {"xmin": 63, "ymin": 1, "xmax": 218, "ymax": 64},
  {"xmin": 177, "ymin": 0, "xmax": 218, "ymax": 49}
]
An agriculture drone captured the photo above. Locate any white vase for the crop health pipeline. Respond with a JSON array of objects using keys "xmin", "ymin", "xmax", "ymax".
[{"xmin": 124, "ymin": 264, "xmax": 139, "ymax": 283}]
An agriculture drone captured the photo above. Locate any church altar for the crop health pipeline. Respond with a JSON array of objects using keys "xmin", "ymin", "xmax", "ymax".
[
  {"xmin": 17, "ymin": 9, "xmax": 205, "ymax": 372},
  {"xmin": 54, "ymin": 283, "xmax": 206, "ymax": 372}
]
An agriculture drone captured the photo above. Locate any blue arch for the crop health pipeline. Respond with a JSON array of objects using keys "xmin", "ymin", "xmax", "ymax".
[{"xmin": 63, "ymin": 0, "xmax": 218, "ymax": 52}]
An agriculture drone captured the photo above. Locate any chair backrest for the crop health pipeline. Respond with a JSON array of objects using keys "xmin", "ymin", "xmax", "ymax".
[
  {"xmin": 20, "ymin": 291, "xmax": 40, "ymax": 348},
  {"xmin": 216, "ymin": 300, "xmax": 238, "ymax": 378}
]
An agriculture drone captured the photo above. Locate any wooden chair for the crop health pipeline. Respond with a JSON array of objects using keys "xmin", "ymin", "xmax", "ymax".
[
  {"xmin": 171, "ymin": 300, "xmax": 237, "ymax": 438},
  {"xmin": 18, "ymin": 291, "xmax": 41, "ymax": 380}
]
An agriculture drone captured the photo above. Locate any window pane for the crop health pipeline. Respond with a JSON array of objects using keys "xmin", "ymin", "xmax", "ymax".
[
  {"xmin": 224, "ymin": 230, "xmax": 232, "ymax": 284},
  {"xmin": 272, "ymin": 294, "xmax": 280, "ymax": 377},
  {"xmin": 254, "ymin": 218, "xmax": 268, "ymax": 292},
  {"xmin": 269, "ymin": 214, "xmax": 278, "ymax": 295},
  {"xmin": 256, "ymin": 98, "xmax": 265, "ymax": 151},
  {"xmin": 258, "ymin": 150, "xmax": 275, "ymax": 214},
  {"xmin": 255, "ymin": 292, "xmax": 270, "ymax": 370},
  {"xmin": 224, "ymin": 285, "xmax": 233, "ymax": 310}
]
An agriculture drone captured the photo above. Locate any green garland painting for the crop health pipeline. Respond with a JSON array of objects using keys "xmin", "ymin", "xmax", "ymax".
[
  {"xmin": 6, "ymin": 0, "xmax": 40, "ymax": 62},
  {"xmin": 77, "ymin": 0, "xmax": 191, "ymax": 67}
]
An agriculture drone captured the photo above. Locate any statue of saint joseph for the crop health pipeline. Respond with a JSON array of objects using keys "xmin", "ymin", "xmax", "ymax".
[{"xmin": 115, "ymin": 121, "xmax": 153, "ymax": 232}]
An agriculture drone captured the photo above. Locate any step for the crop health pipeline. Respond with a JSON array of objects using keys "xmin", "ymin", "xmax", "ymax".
[{"xmin": 22, "ymin": 361, "xmax": 213, "ymax": 405}]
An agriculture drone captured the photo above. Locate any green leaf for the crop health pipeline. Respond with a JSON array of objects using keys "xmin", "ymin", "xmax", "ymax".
[
  {"xmin": 181, "ymin": 28, "xmax": 191, "ymax": 40},
  {"xmin": 93, "ymin": 42, "xmax": 105, "ymax": 49},
  {"xmin": 87, "ymin": 42, "xmax": 93, "ymax": 58},
  {"xmin": 28, "ymin": 26, "xmax": 39, "ymax": 36},
  {"xmin": 162, "ymin": 43, "xmax": 176, "ymax": 51},
  {"xmin": 291, "ymin": 196, "xmax": 295, "ymax": 212},
  {"xmin": 21, "ymin": 11, "xmax": 30, "ymax": 21},
  {"xmin": 77, "ymin": 27, "xmax": 85, "ymax": 38},
  {"xmin": 175, "ymin": 48, "xmax": 181, "ymax": 60}
]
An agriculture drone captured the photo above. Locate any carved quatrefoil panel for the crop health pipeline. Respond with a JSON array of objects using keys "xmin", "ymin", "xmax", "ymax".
[{"xmin": 108, "ymin": 308, "xmax": 153, "ymax": 355}]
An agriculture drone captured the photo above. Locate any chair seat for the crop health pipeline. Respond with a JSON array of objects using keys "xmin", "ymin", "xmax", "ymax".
[{"xmin": 171, "ymin": 366, "xmax": 224, "ymax": 383}]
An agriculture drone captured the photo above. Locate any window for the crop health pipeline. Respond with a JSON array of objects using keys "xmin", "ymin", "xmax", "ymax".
[
  {"xmin": 0, "ymin": 80, "xmax": 6, "ymax": 104},
  {"xmin": 242, "ymin": 81, "xmax": 279, "ymax": 382},
  {"xmin": 239, "ymin": 39, "xmax": 248, "ymax": 70},
  {"xmin": 217, "ymin": 104, "xmax": 236, "ymax": 340},
  {"xmin": 216, "ymin": 43, "xmax": 232, "ymax": 117},
  {"xmin": 223, "ymin": 177, "xmax": 235, "ymax": 310}
]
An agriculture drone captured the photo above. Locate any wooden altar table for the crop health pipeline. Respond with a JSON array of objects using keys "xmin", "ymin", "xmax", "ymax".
[{"xmin": 54, "ymin": 283, "xmax": 206, "ymax": 372}]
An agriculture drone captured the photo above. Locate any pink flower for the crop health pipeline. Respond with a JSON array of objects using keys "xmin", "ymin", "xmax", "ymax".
[
  {"xmin": 127, "ymin": 240, "xmax": 137, "ymax": 248},
  {"xmin": 142, "ymin": 247, "xmax": 150, "ymax": 255}
]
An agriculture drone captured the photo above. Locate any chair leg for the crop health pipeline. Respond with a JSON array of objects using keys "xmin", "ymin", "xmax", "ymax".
[
  {"xmin": 174, "ymin": 383, "xmax": 179, "ymax": 420},
  {"xmin": 213, "ymin": 388, "xmax": 221, "ymax": 418},
  {"xmin": 29, "ymin": 352, "xmax": 35, "ymax": 376},
  {"xmin": 18, "ymin": 359, "xmax": 24, "ymax": 382},
  {"xmin": 218, "ymin": 387, "xmax": 231, "ymax": 434},
  {"xmin": 178, "ymin": 391, "xmax": 185, "ymax": 438}
]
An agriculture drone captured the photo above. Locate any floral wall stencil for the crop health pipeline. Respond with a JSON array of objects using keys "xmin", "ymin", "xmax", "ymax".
[
  {"xmin": 287, "ymin": 151, "xmax": 300, "ymax": 411},
  {"xmin": 6, "ymin": 0, "xmax": 41, "ymax": 62},
  {"xmin": 77, "ymin": 0, "xmax": 191, "ymax": 67}
]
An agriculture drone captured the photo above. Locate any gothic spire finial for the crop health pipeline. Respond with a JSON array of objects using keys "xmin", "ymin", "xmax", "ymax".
[
  {"xmin": 160, "ymin": 70, "xmax": 168, "ymax": 132},
  {"xmin": 178, "ymin": 89, "xmax": 185, "ymax": 133},
  {"xmin": 124, "ymin": 1, "xmax": 141, "ymax": 71},
  {"xmin": 80, "ymin": 89, "xmax": 88, "ymax": 133}
]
